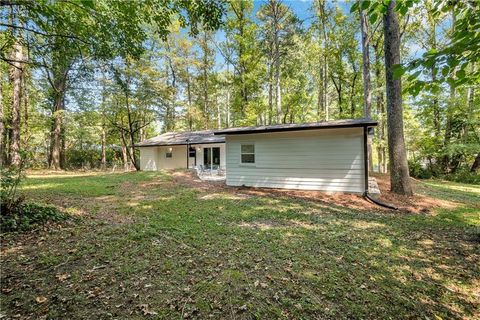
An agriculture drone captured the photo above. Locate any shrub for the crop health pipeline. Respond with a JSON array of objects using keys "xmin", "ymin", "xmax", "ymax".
[
  {"xmin": 408, "ymin": 160, "xmax": 433, "ymax": 179},
  {"xmin": 1, "ymin": 202, "xmax": 67, "ymax": 232},
  {"xmin": 1, "ymin": 165, "xmax": 67, "ymax": 232},
  {"xmin": 1, "ymin": 166, "xmax": 24, "ymax": 212},
  {"xmin": 442, "ymin": 167, "xmax": 480, "ymax": 185}
]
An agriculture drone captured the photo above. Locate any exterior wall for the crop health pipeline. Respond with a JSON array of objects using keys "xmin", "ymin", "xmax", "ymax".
[
  {"xmin": 139, "ymin": 143, "xmax": 226, "ymax": 170},
  {"xmin": 139, "ymin": 147, "xmax": 160, "ymax": 171},
  {"xmin": 157, "ymin": 145, "xmax": 188, "ymax": 169},
  {"xmin": 225, "ymin": 128, "xmax": 366, "ymax": 193}
]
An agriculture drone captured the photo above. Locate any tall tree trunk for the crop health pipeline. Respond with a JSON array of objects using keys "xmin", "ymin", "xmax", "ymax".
[
  {"xmin": 375, "ymin": 58, "xmax": 387, "ymax": 174},
  {"xmin": 22, "ymin": 69, "xmax": 29, "ymax": 149},
  {"xmin": 383, "ymin": 0, "xmax": 413, "ymax": 195},
  {"xmin": 350, "ymin": 73, "xmax": 357, "ymax": 117},
  {"xmin": 226, "ymin": 64, "xmax": 231, "ymax": 128},
  {"xmin": 121, "ymin": 136, "xmax": 128, "ymax": 171},
  {"xmin": 9, "ymin": 42, "xmax": 23, "ymax": 167},
  {"xmin": 0, "ymin": 80, "xmax": 4, "ymax": 166},
  {"xmin": 186, "ymin": 66, "xmax": 193, "ymax": 131},
  {"xmin": 331, "ymin": 76, "xmax": 342, "ymax": 115},
  {"xmin": 49, "ymin": 77, "xmax": 67, "ymax": 170},
  {"xmin": 360, "ymin": 8, "xmax": 374, "ymax": 172},
  {"xmin": 318, "ymin": 64, "xmax": 324, "ymax": 121},
  {"xmin": 360, "ymin": 9, "xmax": 372, "ymax": 119},
  {"xmin": 124, "ymin": 84, "xmax": 139, "ymax": 171},
  {"xmin": 275, "ymin": 57, "xmax": 281, "ymax": 123},
  {"xmin": 429, "ymin": 20, "xmax": 440, "ymax": 137},
  {"xmin": 217, "ymin": 94, "xmax": 221, "ymax": 129},
  {"xmin": 101, "ymin": 127, "xmax": 106, "ymax": 170},
  {"xmin": 202, "ymin": 31, "xmax": 209, "ymax": 129},
  {"xmin": 268, "ymin": 53, "xmax": 274, "ymax": 124},
  {"xmin": 100, "ymin": 82, "xmax": 107, "ymax": 170},
  {"xmin": 319, "ymin": 0, "xmax": 329, "ymax": 121}
]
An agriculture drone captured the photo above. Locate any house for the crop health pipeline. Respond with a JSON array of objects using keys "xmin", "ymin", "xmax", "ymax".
[
  {"xmin": 213, "ymin": 118, "xmax": 377, "ymax": 194},
  {"xmin": 137, "ymin": 118, "xmax": 377, "ymax": 194},
  {"xmin": 136, "ymin": 130, "xmax": 225, "ymax": 171}
]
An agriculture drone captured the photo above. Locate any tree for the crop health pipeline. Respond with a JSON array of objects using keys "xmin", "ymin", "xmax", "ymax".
[
  {"xmin": 312, "ymin": 0, "xmax": 331, "ymax": 121},
  {"xmin": 404, "ymin": 0, "xmax": 480, "ymax": 93},
  {"xmin": 383, "ymin": 0, "xmax": 413, "ymax": 195},
  {"xmin": 360, "ymin": 7, "xmax": 372, "ymax": 119},
  {"xmin": 223, "ymin": 0, "xmax": 262, "ymax": 124},
  {"xmin": 1, "ymin": 0, "xmax": 226, "ymax": 169},
  {"xmin": 9, "ymin": 41, "xmax": 23, "ymax": 167},
  {"xmin": 258, "ymin": 0, "xmax": 300, "ymax": 124}
]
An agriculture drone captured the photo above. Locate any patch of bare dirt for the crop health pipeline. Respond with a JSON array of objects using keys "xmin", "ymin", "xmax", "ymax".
[
  {"xmin": 243, "ymin": 175, "xmax": 460, "ymax": 214},
  {"xmin": 171, "ymin": 170, "xmax": 230, "ymax": 192},
  {"xmin": 172, "ymin": 170, "xmax": 459, "ymax": 215},
  {"xmin": 93, "ymin": 210, "xmax": 136, "ymax": 225},
  {"xmin": 371, "ymin": 174, "xmax": 459, "ymax": 214}
]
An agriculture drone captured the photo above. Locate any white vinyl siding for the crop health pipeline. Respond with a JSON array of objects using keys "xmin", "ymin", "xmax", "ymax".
[{"xmin": 225, "ymin": 127, "xmax": 365, "ymax": 193}]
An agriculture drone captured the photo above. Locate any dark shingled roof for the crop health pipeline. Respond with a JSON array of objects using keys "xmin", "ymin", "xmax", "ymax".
[
  {"xmin": 214, "ymin": 118, "xmax": 377, "ymax": 135},
  {"xmin": 135, "ymin": 130, "xmax": 225, "ymax": 147}
]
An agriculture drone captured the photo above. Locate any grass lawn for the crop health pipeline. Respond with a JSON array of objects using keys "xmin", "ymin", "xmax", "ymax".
[{"xmin": 1, "ymin": 171, "xmax": 479, "ymax": 319}]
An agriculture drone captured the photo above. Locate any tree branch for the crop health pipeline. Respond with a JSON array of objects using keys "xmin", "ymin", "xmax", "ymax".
[{"xmin": 0, "ymin": 23, "xmax": 90, "ymax": 44}]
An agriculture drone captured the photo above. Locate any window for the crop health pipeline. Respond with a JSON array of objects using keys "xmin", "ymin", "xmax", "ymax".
[
  {"xmin": 166, "ymin": 152, "xmax": 172, "ymax": 158},
  {"xmin": 241, "ymin": 144, "xmax": 255, "ymax": 164}
]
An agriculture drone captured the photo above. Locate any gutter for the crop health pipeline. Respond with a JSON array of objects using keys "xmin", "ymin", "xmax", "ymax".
[
  {"xmin": 214, "ymin": 122, "xmax": 378, "ymax": 135},
  {"xmin": 362, "ymin": 126, "xmax": 398, "ymax": 210}
]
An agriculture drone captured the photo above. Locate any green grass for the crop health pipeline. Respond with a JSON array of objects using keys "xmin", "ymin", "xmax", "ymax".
[{"xmin": 1, "ymin": 171, "xmax": 479, "ymax": 319}]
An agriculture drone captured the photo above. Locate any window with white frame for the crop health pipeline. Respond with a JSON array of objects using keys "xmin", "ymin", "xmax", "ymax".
[{"xmin": 241, "ymin": 144, "xmax": 255, "ymax": 164}]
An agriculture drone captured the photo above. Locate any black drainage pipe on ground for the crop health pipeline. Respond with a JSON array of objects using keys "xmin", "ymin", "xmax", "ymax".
[
  {"xmin": 363, "ymin": 192, "xmax": 398, "ymax": 210},
  {"xmin": 362, "ymin": 126, "xmax": 398, "ymax": 211}
]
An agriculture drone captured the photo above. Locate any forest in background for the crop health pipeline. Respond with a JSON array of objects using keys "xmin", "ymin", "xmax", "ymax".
[{"xmin": 1, "ymin": 0, "xmax": 479, "ymax": 185}]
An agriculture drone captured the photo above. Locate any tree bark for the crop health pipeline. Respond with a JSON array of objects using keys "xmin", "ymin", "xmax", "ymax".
[
  {"xmin": 121, "ymin": 137, "xmax": 128, "ymax": 171},
  {"xmin": 0, "ymin": 79, "xmax": 4, "ymax": 166},
  {"xmin": 268, "ymin": 51, "xmax": 274, "ymax": 124},
  {"xmin": 101, "ymin": 90, "xmax": 107, "ymax": 170},
  {"xmin": 360, "ymin": 9, "xmax": 372, "ymax": 119},
  {"xmin": 318, "ymin": 64, "xmax": 324, "ymax": 121},
  {"xmin": 471, "ymin": 153, "xmax": 480, "ymax": 172},
  {"xmin": 374, "ymin": 49, "xmax": 387, "ymax": 174},
  {"xmin": 124, "ymin": 81, "xmax": 139, "ymax": 171},
  {"xmin": 49, "ymin": 76, "xmax": 67, "ymax": 170},
  {"xmin": 186, "ymin": 66, "xmax": 193, "ymax": 131},
  {"xmin": 22, "ymin": 67, "xmax": 29, "ymax": 149},
  {"xmin": 202, "ymin": 31, "xmax": 209, "ymax": 129},
  {"xmin": 360, "ymin": 9, "xmax": 374, "ymax": 172},
  {"xmin": 101, "ymin": 127, "xmax": 106, "ymax": 170},
  {"xmin": 383, "ymin": 0, "xmax": 413, "ymax": 195},
  {"xmin": 319, "ymin": 0, "xmax": 329, "ymax": 121},
  {"xmin": 9, "ymin": 42, "xmax": 23, "ymax": 167}
]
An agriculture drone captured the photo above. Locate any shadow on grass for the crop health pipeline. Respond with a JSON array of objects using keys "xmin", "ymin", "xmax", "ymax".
[{"xmin": 2, "ymin": 173, "xmax": 479, "ymax": 319}]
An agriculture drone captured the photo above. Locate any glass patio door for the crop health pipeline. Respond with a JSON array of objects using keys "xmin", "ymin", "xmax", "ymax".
[{"xmin": 203, "ymin": 147, "xmax": 220, "ymax": 169}]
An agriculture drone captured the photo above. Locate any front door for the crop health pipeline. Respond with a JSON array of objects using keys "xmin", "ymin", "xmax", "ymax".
[{"xmin": 203, "ymin": 147, "xmax": 220, "ymax": 169}]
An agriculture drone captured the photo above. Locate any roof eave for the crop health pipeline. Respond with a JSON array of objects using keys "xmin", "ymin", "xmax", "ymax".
[
  {"xmin": 213, "ymin": 121, "xmax": 378, "ymax": 135},
  {"xmin": 135, "ymin": 140, "xmax": 225, "ymax": 147}
]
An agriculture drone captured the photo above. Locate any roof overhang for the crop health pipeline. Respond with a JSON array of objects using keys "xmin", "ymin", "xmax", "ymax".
[
  {"xmin": 135, "ymin": 130, "xmax": 225, "ymax": 147},
  {"xmin": 135, "ymin": 140, "xmax": 224, "ymax": 147},
  {"xmin": 213, "ymin": 118, "xmax": 378, "ymax": 135}
]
